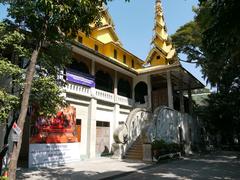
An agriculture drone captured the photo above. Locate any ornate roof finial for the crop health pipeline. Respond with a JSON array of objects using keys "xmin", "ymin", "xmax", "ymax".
[{"xmin": 155, "ymin": 0, "xmax": 163, "ymax": 17}]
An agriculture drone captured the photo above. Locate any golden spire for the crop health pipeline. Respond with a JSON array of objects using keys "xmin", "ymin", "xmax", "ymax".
[
  {"xmin": 153, "ymin": 0, "xmax": 167, "ymax": 43},
  {"xmin": 155, "ymin": 0, "xmax": 163, "ymax": 17},
  {"xmin": 145, "ymin": 0, "xmax": 177, "ymax": 65}
]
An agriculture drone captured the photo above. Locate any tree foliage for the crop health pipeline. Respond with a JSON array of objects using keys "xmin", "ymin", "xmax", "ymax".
[
  {"xmin": 171, "ymin": 21, "xmax": 203, "ymax": 64},
  {"xmin": 0, "ymin": 0, "xmax": 129, "ymax": 178},
  {"xmin": 30, "ymin": 76, "xmax": 66, "ymax": 116},
  {"xmin": 172, "ymin": 0, "xmax": 240, "ymax": 144},
  {"xmin": 0, "ymin": 22, "xmax": 23, "ymax": 123}
]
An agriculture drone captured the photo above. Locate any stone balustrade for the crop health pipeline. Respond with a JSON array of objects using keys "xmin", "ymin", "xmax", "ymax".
[
  {"xmin": 95, "ymin": 88, "xmax": 114, "ymax": 103},
  {"xmin": 66, "ymin": 83, "xmax": 91, "ymax": 97},
  {"xmin": 65, "ymin": 82, "xmax": 134, "ymax": 107}
]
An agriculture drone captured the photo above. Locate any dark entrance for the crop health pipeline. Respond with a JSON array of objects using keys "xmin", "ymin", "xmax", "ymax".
[
  {"xmin": 134, "ymin": 81, "xmax": 148, "ymax": 104},
  {"xmin": 95, "ymin": 71, "xmax": 113, "ymax": 93},
  {"xmin": 118, "ymin": 79, "xmax": 132, "ymax": 98}
]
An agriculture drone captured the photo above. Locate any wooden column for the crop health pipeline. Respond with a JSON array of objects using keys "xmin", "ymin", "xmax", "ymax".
[
  {"xmin": 179, "ymin": 77, "xmax": 185, "ymax": 113},
  {"xmin": 147, "ymin": 75, "xmax": 152, "ymax": 109},
  {"xmin": 167, "ymin": 71, "xmax": 174, "ymax": 109},
  {"xmin": 188, "ymin": 88, "xmax": 193, "ymax": 115},
  {"xmin": 179, "ymin": 89, "xmax": 185, "ymax": 113}
]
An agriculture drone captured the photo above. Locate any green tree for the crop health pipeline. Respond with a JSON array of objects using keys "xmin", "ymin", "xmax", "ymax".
[
  {"xmin": 1, "ymin": 0, "xmax": 129, "ymax": 179},
  {"xmin": 0, "ymin": 61, "xmax": 20, "ymax": 122},
  {"xmin": 0, "ymin": 22, "xmax": 24, "ymax": 176},
  {"xmin": 171, "ymin": 21, "xmax": 203, "ymax": 64},
  {"xmin": 0, "ymin": 21, "xmax": 68, "ymax": 176},
  {"xmin": 172, "ymin": 0, "xmax": 240, "ymax": 145}
]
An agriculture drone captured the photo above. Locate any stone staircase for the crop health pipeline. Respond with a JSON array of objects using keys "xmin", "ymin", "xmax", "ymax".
[{"xmin": 125, "ymin": 136, "xmax": 143, "ymax": 160}]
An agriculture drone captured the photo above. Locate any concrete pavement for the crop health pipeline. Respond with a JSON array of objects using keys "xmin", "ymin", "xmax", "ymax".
[
  {"xmin": 17, "ymin": 151, "xmax": 240, "ymax": 180},
  {"xmin": 17, "ymin": 157, "xmax": 154, "ymax": 180},
  {"xmin": 115, "ymin": 151, "xmax": 240, "ymax": 180}
]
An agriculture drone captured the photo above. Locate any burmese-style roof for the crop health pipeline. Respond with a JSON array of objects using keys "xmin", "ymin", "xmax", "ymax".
[
  {"xmin": 73, "ymin": 1, "xmax": 204, "ymax": 90},
  {"xmin": 91, "ymin": 7, "xmax": 122, "ymax": 45}
]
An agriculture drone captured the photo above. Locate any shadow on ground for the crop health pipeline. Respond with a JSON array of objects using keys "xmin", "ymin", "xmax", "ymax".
[
  {"xmin": 17, "ymin": 158, "xmax": 153, "ymax": 180},
  {"xmin": 17, "ymin": 151, "xmax": 240, "ymax": 180},
  {"xmin": 113, "ymin": 151, "xmax": 240, "ymax": 180}
]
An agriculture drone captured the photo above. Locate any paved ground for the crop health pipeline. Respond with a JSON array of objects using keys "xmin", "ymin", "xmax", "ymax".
[
  {"xmin": 17, "ymin": 157, "xmax": 153, "ymax": 180},
  {"xmin": 17, "ymin": 151, "xmax": 240, "ymax": 180},
  {"xmin": 115, "ymin": 151, "xmax": 240, "ymax": 180}
]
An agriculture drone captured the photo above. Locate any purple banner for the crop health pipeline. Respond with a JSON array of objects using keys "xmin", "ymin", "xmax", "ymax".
[{"xmin": 66, "ymin": 71, "xmax": 95, "ymax": 87}]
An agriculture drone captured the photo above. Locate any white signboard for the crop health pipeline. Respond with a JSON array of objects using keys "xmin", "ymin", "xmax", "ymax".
[
  {"xmin": 12, "ymin": 122, "xmax": 21, "ymax": 135},
  {"xmin": 29, "ymin": 143, "xmax": 81, "ymax": 168},
  {"xmin": 12, "ymin": 132, "xmax": 20, "ymax": 142}
]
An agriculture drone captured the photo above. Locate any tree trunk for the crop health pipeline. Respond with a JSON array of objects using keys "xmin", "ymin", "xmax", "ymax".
[
  {"xmin": 8, "ymin": 41, "xmax": 43, "ymax": 180},
  {"xmin": 0, "ymin": 117, "xmax": 15, "ymax": 175}
]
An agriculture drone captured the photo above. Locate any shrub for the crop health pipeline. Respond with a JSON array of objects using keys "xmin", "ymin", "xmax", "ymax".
[
  {"xmin": 151, "ymin": 140, "xmax": 181, "ymax": 159},
  {"xmin": 151, "ymin": 139, "xmax": 167, "ymax": 150}
]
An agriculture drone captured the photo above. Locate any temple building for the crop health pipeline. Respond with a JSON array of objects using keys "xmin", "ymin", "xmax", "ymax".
[{"xmin": 21, "ymin": 0, "xmax": 204, "ymax": 167}]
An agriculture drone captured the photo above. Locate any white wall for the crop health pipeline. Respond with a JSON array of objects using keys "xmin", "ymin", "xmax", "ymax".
[{"xmin": 69, "ymin": 101, "xmax": 89, "ymax": 158}]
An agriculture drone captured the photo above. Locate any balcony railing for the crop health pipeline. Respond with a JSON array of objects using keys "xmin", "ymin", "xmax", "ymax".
[
  {"xmin": 66, "ymin": 83, "xmax": 91, "ymax": 97},
  {"xmin": 95, "ymin": 89, "xmax": 114, "ymax": 103},
  {"xmin": 117, "ymin": 95, "xmax": 134, "ymax": 106},
  {"xmin": 65, "ymin": 82, "xmax": 134, "ymax": 107}
]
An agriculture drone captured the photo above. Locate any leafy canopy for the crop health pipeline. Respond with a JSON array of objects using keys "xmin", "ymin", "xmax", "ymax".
[{"xmin": 172, "ymin": 0, "xmax": 240, "ymax": 143}]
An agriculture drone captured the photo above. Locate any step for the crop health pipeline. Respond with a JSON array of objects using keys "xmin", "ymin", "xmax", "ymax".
[
  {"xmin": 130, "ymin": 146, "xmax": 142, "ymax": 149},
  {"xmin": 125, "ymin": 137, "xmax": 144, "ymax": 160},
  {"xmin": 130, "ymin": 143, "xmax": 143, "ymax": 147},
  {"xmin": 125, "ymin": 155, "xmax": 143, "ymax": 160},
  {"xmin": 126, "ymin": 150, "xmax": 142, "ymax": 154},
  {"xmin": 127, "ymin": 149, "xmax": 143, "ymax": 153},
  {"xmin": 126, "ymin": 152, "xmax": 142, "ymax": 156}
]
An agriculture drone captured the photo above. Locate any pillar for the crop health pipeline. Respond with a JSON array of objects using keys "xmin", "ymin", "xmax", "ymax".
[
  {"xmin": 179, "ymin": 89, "xmax": 185, "ymax": 113},
  {"xmin": 147, "ymin": 75, "xmax": 152, "ymax": 109},
  {"xmin": 91, "ymin": 60, "xmax": 95, "ymax": 76},
  {"xmin": 112, "ymin": 104, "xmax": 120, "ymax": 147},
  {"xmin": 188, "ymin": 88, "xmax": 193, "ymax": 115},
  {"xmin": 87, "ymin": 98, "xmax": 97, "ymax": 158},
  {"xmin": 132, "ymin": 81, "xmax": 135, "ymax": 104},
  {"xmin": 114, "ymin": 71, "xmax": 118, "ymax": 102},
  {"xmin": 91, "ymin": 60, "xmax": 96, "ymax": 97},
  {"xmin": 60, "ymin": 69, "xmax": 67, "ymax": 98},
  {"xmin": 86, "ymin": 60, "xmax": 97, "ymax": 158},
  {"xmin": 167, "ymin": 71, "xmax": 174, "ymax": 109},
  {"xmin": 179, "ymin": 78, "xmax": 185, "ymax": 113},
  {"xmin": 113, "ymin": 104, "xmax": 120, "ymax": 129}
]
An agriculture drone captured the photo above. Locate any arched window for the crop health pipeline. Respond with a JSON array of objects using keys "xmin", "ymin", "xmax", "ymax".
[
  {"xmin": 69, "ymin": 60, "xmax": 89, "ymax": 74},
  {"xmin": 134, "ymin": 81, "xmax": 148, "ymax": 104},
  {"xmin": 118, "ymin": 79, "xmax": 132, "ymax": 98},
  {"xmin": 95, "ymin": 71, "xmax": 113, "ymax": 93}
]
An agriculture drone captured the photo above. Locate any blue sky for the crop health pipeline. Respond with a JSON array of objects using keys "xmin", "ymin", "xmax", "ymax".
[{"xmin": 0, "ymin": 1, "xmax": 206, "ymax": 86}]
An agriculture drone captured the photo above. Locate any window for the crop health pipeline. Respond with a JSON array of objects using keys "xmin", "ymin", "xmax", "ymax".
[
  {"xmin": 114, "ymin": 49, "xmax": 117, "ymax": 59},
  {"xmin": 94, "ymin": 44, "xmax": 99, "ymax": 52},
  {"xmin": 68, "ymin": 60, "xmax": 89, "ymax": 74},
  {"xmin": 123, "ymin": 55, "xmax": 126, "ymax": 64},
  {"xmin": 95, "ymin": 71, "xmax": 113, "ymax": 93},
  {"xmin": 132, "ymin": 59, "xmax": 135, "ymax": 68},
  {"xmin": 157, "ymin": 55, "xmax": 160, "ymax": 59},
  {"xmin": 119, "ymin": 121, "xmax": 124, "ymax": 125},
  {"xmin": 96, "ymin": 121, "xmax": 110, "ymax": 127},
  {"xmin": 78, "ymin": 36, "xmax": 83, "ymax": 43}
]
